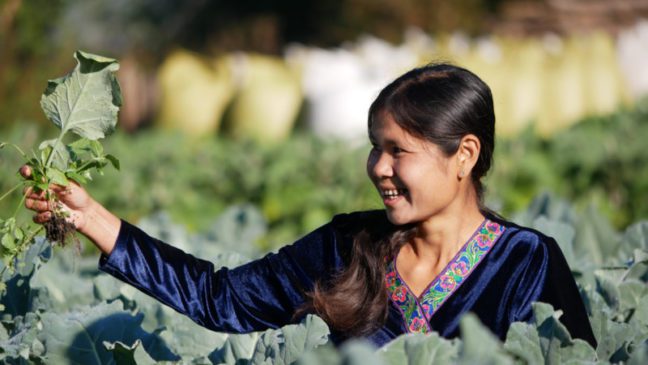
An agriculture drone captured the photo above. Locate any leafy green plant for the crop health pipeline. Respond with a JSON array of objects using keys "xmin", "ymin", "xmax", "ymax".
[
  {"xmin": 3, "ymin": 197, "xmax": 645, "ymax": 364},
  {"xmin": 0, "ymin": 51, "xmax": 121, "ymax": 307}
]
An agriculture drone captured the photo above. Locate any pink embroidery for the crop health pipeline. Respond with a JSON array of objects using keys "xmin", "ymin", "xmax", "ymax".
[
  {"xmin": 439, "ymin": 275, "xmax": 456, "ymax": 290},
  {"xmin": 392, "ymin": 286, "xmax": 407, "ymax": 302},
  {"xmin": 450, "ymin": 261, "xmax": 468, "ymax": 276},
  {"xmin": 385, "ymin": 271, "xmax": 397, "ymax": 286},
  {"xmin": 476, "ymin": 234, "xmax": 490, "ymax": 248},
  {"xmin": 385, "ymin": 219, "xmax": 506, "ymax": 334},
  {"xmin": 409, "ymin": 317, "xmax": 427, "ymax": 332}
]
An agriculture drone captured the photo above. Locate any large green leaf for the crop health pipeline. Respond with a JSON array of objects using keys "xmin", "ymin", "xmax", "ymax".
[
  {"xmin": 505, "ymin": 303, "xmax": 599, "ymax": 364},
  {"xmin": 209, "ymin": 332, "xmax": 260, "ymax": 364},
  {"xmin": 458, "ymin": 314, "xmax": 512, "ymax": 365},
  {"xmin": 532, "ymin": 216, "xmax": 583, "ymax": 272},
  {"xmin": 137, "ymin": 210, "xmax": 258, "ymax": 263},
  {"xmin": 533, "ymin": 303, "xmax": 573, "ymax": 359},
  {"xmin": 503, "ymin": 322, "xmax": 544, "ymax": 364},
  {"xmin": 594, "ymin": 268, "xmax": 626, "ymax": 311},
  {"xmin": 581, "ymin": 288, "xmax": 621, "ymax": 359},
  {"xmin": 37, "ymin": 301, "xmax": 179, "ymax": 365},
  {"xmin": 40, "ymin": 50, "xmax": 121, "ymax": 140},
  {"xmin": 379, "ymin": 332, "xmax": 458, "ymax": 364},
  {"xmin": 29, "ymin": 248, "xmax": 96, "ymax": 312},
  {"xmin": 203, "ymin": 204, "xmax": 266, "ymax": 259},
  {"xmin": 531, "ymin": 302, "xmax": 597, "ymax": 364},
  {"xmin": 39, "ymin": 138, "xmax": 71, "ymax": 171},
  {"xmin": 250, "ymin": 314, "xmax": 330, "ymax": 364},
  {"xmin": 574, "ymin": 206, "xmax": 620, "ymax": 266},
  {"xmin": 93, "ymin": 271, "xmax": 230, "ymax": 360},
  {"xmin": 592, "ymin": 260, "xmax": 648, "ymax": 318},
  {"xmin": 154, "ymin": 307, "xmax": 229, "ymax": 360},
  {"xmin": 618, "ymin": 221, "xmax": 648, "ymax": 261},
  {"xmin": 209, "ymin": 314, "xmax": 330, "ymax": 365}
]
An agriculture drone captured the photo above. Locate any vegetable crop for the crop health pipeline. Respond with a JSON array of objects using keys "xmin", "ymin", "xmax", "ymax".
[
  {"xmin": 0, "ymin": 51, "xmax": 121, "ymax": 307},
  {"xmin": 1, "ymin": 196, "xmax": 646, "ymax": 364}
]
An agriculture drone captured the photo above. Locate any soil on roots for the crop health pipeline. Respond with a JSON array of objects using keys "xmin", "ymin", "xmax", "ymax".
[{"xmin": 44, "ymin": 212, "xmax": 78, "ymax": 247}]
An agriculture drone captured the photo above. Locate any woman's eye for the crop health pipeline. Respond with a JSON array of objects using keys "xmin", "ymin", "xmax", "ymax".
[{"xmin": 392, "ymin": 146, "xmax": 404, "ymax": 155}]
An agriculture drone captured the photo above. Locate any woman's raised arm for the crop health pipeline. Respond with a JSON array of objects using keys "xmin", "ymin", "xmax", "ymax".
[{"xmin": 20, "ymin": 164, "xmax": 351, "ymax": 334}]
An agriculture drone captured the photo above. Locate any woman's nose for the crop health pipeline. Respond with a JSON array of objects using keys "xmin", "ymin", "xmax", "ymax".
[{"xmin": 367, "ymin": 150, "xmax": 393, "ymax": 179}]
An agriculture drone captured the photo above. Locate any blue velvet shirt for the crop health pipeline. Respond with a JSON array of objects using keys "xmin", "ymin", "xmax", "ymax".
[{"xmin": 98, "ymin": 210, "xmax": 596, "ymax": 348}]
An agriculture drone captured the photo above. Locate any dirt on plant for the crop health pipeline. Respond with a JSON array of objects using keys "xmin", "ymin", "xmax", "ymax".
[{"xmin": 44, "ymin": 212, "xmax": 78, "ymax": 248}]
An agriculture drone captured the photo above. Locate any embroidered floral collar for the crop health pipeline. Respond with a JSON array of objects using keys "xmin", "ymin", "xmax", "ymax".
[{"xmin": 385, "ymin": 219, "xmax": 506, "ymax": 333}]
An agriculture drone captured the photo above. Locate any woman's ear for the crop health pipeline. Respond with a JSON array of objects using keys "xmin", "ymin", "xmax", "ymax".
[{"xmin": 457, "ymin": 134, "xmax": 480, "ymax": 179}]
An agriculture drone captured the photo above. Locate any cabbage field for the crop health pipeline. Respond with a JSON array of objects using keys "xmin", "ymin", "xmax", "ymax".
[
  {"xmin": 1, "ymin": 53, "xmax": 647, "ymax": 364},
  {"xmin": 0, "ymin": 197, "xmax": 647, "ymax": 364}
]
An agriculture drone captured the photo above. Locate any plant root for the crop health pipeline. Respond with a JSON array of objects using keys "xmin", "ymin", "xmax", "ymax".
[{"xmin": 44, "ymin": 212, "xmax": 79, "ymax": 248}]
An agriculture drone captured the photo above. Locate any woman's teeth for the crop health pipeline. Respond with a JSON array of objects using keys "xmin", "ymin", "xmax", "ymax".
[{"xmin": 382, "ymin": 189, "xmax": 407, "ymax": 199}]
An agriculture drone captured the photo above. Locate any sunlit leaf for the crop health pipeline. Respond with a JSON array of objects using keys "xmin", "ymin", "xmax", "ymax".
[
  {"xmin": 45, "ymin": 168, "xmax": 68, "ymax": 187},
  {"xmin": 38, "ymin": 139, "xmax": 70, "ymax": 170},
  {"xmin": 40, "ymin": 50, "xmax": 121, "ymax": 140},
  {"xmin": 65, "ymin": 171, "xmax": 88, "ymax": 184}
]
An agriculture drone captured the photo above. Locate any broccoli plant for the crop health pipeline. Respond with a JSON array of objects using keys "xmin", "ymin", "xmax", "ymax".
[{"xmin": 0, "ymin": 51, "xmax": 121, "ymax": 301}]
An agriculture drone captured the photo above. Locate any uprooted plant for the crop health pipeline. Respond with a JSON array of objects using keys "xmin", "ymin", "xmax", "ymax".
[{"xmin": 0, "ymin": 51, "xmax": 122, "ymax": 294}]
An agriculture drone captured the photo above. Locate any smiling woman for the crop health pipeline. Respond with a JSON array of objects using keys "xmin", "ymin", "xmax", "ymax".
[
  {"xmin": 301, "ymin": 64, "xmax": 595, "ymax": 345},
  {"xmin": 22, "ymin": 62, "xmax": 596, "ymax": 348}
]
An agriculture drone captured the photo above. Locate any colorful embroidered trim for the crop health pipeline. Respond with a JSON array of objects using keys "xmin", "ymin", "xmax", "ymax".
[{"xmin": 385, "ymin": 219, "xmax": 505, "ymax": 333}]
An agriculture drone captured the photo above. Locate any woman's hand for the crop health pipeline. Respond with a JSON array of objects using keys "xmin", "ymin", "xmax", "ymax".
[
  {"xmin": 24, "ymin": 175, "xmax": 92, "ymax": 232},
  {"xmin": 20, "ymin": 165, "xmax": 121, "ymax": 255}
]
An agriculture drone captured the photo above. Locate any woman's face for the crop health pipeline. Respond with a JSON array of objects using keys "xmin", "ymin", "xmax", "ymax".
[{"xmin": 366, "ymin": 113, "xmax": 462, "ymax": 226}]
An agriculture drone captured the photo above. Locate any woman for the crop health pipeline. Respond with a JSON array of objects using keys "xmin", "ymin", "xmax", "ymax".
[{"xmin": 23, "ymin": 63, "xmax": 596, "ymax": 347}]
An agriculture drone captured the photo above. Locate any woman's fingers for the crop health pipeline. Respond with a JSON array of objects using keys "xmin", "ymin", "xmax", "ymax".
[
  {"xmin": 32, "ymin": 211, "xmax": 52, "ymax": 224},
  {"xmin": 19, "ymin": 165, "xmax": 32, "ymax": 179},
  {"xmin": 23, "ymin": 186, "xmax": 46, "ymax": 199},
  {"xmin": 19, "ymin": 165, "xmax": 83, "ymax": 225},
  {"xmin": 50, "ymin": 184, "xmax": 73, "ymax": 196},
  {"xmin": 25, "ymin": 197, "xmax": 50, "ymax": 212},
  {"xmin": 24, "ymin": 187, "xmax": 53, "ymax": 223},
  {"xmin": 23, "ymin": 181, "xmax": 74, "ymax": 201}
]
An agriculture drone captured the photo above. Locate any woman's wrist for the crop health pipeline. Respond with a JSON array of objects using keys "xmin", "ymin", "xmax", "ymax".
[{"xmin": 78, "ymin": 199, "xmax": 121, "ymax": 255}]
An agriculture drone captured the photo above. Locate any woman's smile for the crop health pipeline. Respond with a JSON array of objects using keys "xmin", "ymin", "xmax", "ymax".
[{"xmin": 380, "ymin": 188, "xmax": 409, "ymax": 206}]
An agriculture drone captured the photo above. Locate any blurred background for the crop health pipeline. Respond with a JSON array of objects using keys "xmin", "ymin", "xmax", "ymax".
[{"xmin": 1, "ymin": 0, "xmax": 647, "ymax": 249}]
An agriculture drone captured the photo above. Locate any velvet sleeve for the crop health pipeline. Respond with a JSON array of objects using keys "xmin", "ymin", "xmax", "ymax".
[{"xmin": 98, "ymin": 218, "xmax": 349, "ymax": 333}]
